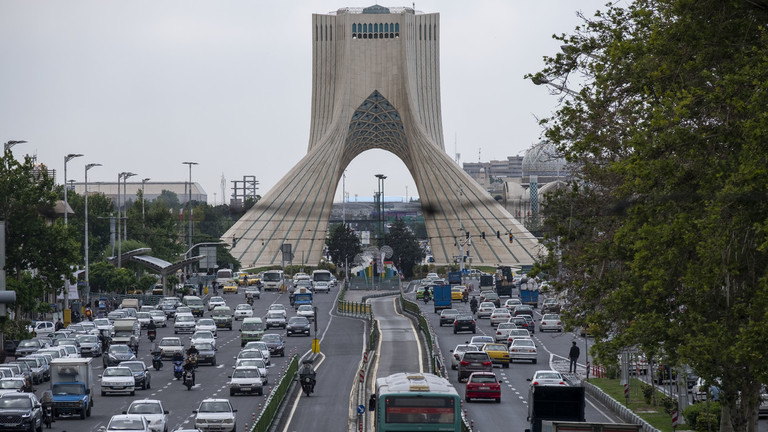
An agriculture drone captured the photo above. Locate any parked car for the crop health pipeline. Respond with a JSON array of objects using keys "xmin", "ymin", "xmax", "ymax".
[{"xmin": 465, "ymin": 372, "xmax": 501, "ymax": 403}]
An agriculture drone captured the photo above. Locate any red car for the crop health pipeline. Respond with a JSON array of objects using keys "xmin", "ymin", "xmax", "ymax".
[{"xmin": 465, "ymin": 372, "xmax": 501, "ymax": 403}]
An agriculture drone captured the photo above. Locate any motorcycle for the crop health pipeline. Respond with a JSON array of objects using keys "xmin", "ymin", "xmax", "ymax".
[
  {"xmin": 183, "ymin": 370, "xmax": 194, "ymax": 390},
  {"xmin": 173, "ymin": 360, "xmax": 183, "ymax": 380},
  {"xmin": 152, "ymin": 351, "xmax": 163, "ymax": 371},
  {"xmin": 43, "ymin": 404, "xmax": 53, "ymax": 428},
  {"xmin": 246, "ymin": 296, "xmax": 254, "ymax": 306},
  {"xmin": 147, "ymin": 329, "xmax": 156, "ymax": 342},
  {"xmin": 423, "ymin": 293, "xmax": 431, "ymax": 304},
  {"xmin": 300, "ymin": 373, "xmax": 315, "ymax": 396},
  {"xmin": 188, "ymin": 353, "xmax": 199, "ymax": 369}
]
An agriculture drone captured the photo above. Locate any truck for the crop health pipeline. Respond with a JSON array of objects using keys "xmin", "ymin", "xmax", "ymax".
[
  {"xmin": 112, "ymin": 318, "xmax": 140, "ymax": 353},
  {"xmin": 120, "ymin": 298, "xmax": 140, "ymax": 310},
  {"xmin": 538, "ymin": 422, "xmax": 642, "ymax": 432},
  {"xmin": 293, "ymin": 288, "xmax": 313, "ymax": 310},
  {"xmin": 447, "ymin": 271, "xmax": 462, "ymax": 285},
  {"xmin": 49, "ymin": 357, "xmax": 94, "ymax": 419},
  {"xmin": 527, "ymin": 386, "xmax": 586, "ymax": 432},
  {"xmin": 262, "ymin": 270, "xmax": 285, "ymax": 292},
  {"xmin": 519, "ymin": 277, "xmax": 540, "ymax": 307},
  {"xmin": 432, "ymin": 284, "xmax": 452, "ymax": 313}
]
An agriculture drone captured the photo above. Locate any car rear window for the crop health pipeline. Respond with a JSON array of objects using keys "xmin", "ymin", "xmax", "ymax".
[{"xmin": 463, "ymin": 352, "xmax": 490, "ymax": 361}]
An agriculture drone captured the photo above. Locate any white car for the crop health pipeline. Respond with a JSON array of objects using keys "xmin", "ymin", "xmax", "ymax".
[
  {"xmin": 136, "ymin": 312, "xmax": 152, "ymax": 328},
  {"xmin": 149, "ymin": 311, "xmax": 167, "ymax": 327},
  {"xmin": 173, "ymin": 313, "xmax": 196, "ymax": 334},
  {"xmin": 242, "ymin": 342, "xmax": 271, "ymax": 365},
  {"xmin": 506, "ymin": 329, "xmax": 533, "ymax": 345},
  {"xmin": 503, "ymin": 298, "xmax": 522, "ymax": 311},
  {"xmin": 157, "ymin": 337, "xmax": 184, "ymax": 359},
  {"xmin": 265, "ymin": 311, "xmax": 287, "ymax": 329},
  {"xmin": 233, "ymin": 304, "xmax": 253, "ymax": 320},
  {"xmin": 106, "ymin": 414, "xmax": 151, "ymax": 432},
  {"xmin": 0, "ymin": 377, "xmax": 28, "ymax": 395},
  {"xmin": 194, "ymin": 398, "xmax": 236, "ymax": 432},
  {"xmin": 191, "ymin": 331, "xmax": 216, "ymax": 350},
  {"xmin": 28, "ymin": 321, "xmax": 55, "ymax": 337},
  {"xmin": 195, "ymin": 318, "xmax": 217, "ymax": 336},
  {"xmin": 125, "ymin": 399, "xmax": 168, "ymax": 432},
  {"xmin": 509, "ymin": 338, "xmax": 538, "ymax": 364},
  {"xmin": 494, "ymin": 322, "xmax": 518, "ymax": 342},
  {"xmin": 296, "ymin": 305, "xmax": 315, "ymax": 321},
  {"xmin": 449, "ymin": 344, "xmax": 480, "ymax": 370},
  {"xmin": 100, "ymin": 366, "xmax": 136, "ymax": 396},
  {"xmin": 313, "ymin": 281, "xmax": 330, "ymax": 293},
  {"xmin": 539, "ymin": 314, "xmax": 563, "ymax": 332},
  {"xmin": 93, "ymin": 318, "xmax": 115, "ymax": 335},
  {"xmin": 267, "ymin": 304, "xmax": 287, "ymax": 317},
  {"xmin": 208, "ymin": 296, "xmax": 226, "ymax": 311},
  {"xmin": 477, "ymin": 302, "xmax": 496, "ymax": 319},
  {"xmin": 235, "ymin": 349, "xmax": 265, "ymax": 365},
  {"xmin": 228, "ymin": 366, "xmax": 263, "ymax": 396},
  {"xmin": 234, "ymin": 358, "xmax": 269, "ymax": 384},
  {"xmin": 528, "ymin": 370, "xmax": 567, "ymax": 386},
  {"xmin": 489, "ymin": 308, "xmax": 512, "ymax": 326}
]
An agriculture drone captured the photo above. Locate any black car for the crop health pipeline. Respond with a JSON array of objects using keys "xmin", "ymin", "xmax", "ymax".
[
  {"xmin": 195, "ymin": 342, "xmax": 217, "ymax": 366},
  {"xmin": 120, "ymin": 360, "xmax": 151, "ymax": 390},
  {"xmin": 0, "ymin": 393, "xmax": 43, "ymax": 432},
  {"xmin": 511, "ymin": 316, "xmax": 532, "ymax": 333},
  {"xmin": 261, "ymin": 334, "xmax": 285, "ymax": 357},
  {"xmin": 453, "ymin": 315, "xmax": 476, "ymax": 334},
  {"xmin": 286, "ymin": 316, "xmax": 311, "ymax": 337},
  {"xmin": 457, "ymin": 351, "xmax": 493, "ymax": 382},
  {"xmin": 103, "ymin": 344, "xmax": 137, "ymax": 367}
]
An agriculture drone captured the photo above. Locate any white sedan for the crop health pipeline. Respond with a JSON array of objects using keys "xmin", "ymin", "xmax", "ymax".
[
  {"xmin": 509, "ymin": 338, "xmax": 537, "ymax": 364},
  {"xmin": 267, "ymin": 304, "xmax": 287, "ymax": 318},
  {"xmin": 234, "ymin": 304, "xmax": 253, "ymax": 320},
  {"xmin": 539, "ymin": 314, "xmax": 563, "ymax": 332},
  {"xmin": 528, "ymin": 370, "xmax": 567, "ymax": 386},
  {"xmin": 149, "ymin": 311, "xmax": 167, "ymax": 327},
  {"xmin": 477, "ymin": 302, "xmax": 496, "ymax": 319},
  {"xmin": 191, "ymin": 331, "xmax": 216, "ymax": 349},
  {"xmin": 494, "ymin": 322, "xmax": 518, "ymax": 342},
  {"xmin": 242, "ymin": 341, "xmax": 271, "ymax": 365},
  {"xmin": 207, "ymin": 296, "xmax": 226, "ymax": 311},
  {"xmin": 489, "ymin": 308, "xmax": 512, "ymax": 326},
  {"xmin": 296, "ymin": 305, "xmax": 315, "ymax": 321},
  {"xmin": 195, "ymin": 318, "xmax": 217, "ymax": 336},
  {"xmin": 125, "ymin": 399, "xmax": 168, "ymax": 432}
]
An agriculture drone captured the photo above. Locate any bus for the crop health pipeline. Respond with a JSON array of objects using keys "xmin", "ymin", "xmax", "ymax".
[
  {"xmin": 262, "ymin": 270, "xmax": 285, "ymax": 292},
  {"xmin": 369, "ymin": 372, "xmax": 462, "ymax": 432}
]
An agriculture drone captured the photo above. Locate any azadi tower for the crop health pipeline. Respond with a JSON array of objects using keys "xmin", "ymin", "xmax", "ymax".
[{"xmin": 224, "ymin": 5, "xmax": 540, "ymax": 268}]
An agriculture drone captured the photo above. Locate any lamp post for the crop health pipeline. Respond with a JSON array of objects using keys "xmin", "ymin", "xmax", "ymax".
[
  {"xmin": 117, "ymin": 172, "xmax": 124, "ymax": 267},
  {"xmin": 3, "ymin": 140, "xmax": 26, "ymax": 152},
  {"xmin": 375, "ymin": 174, "xmax": 387, "ymax": 245},
  {"xmin": 141, "ymin": 178, "xmax": 150, "ymax": 227},
  {"xmin": 64, "ymin": 154, "xmax": 83, "ymax": 225},
  {"xmin": 122, "ymin": 172, "xmax": 136, "ymax": 240},
  {"xmin": 182, "ymin": 162, "xmax": 198, "ymax": 282},
  {"xmin": 83, "ymin": 163, "xmax": 101, "ymax": 312}
]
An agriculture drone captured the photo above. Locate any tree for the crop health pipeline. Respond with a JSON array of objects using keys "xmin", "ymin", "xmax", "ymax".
[
  {"xmin": 325, "ymin": 223, "xmax": 361, "ymax": 270},
  {"xmin": 531, "ymin": 1, "xmax": 768, "ymax": 430},
  {"xmin": 384, "ymin": 219, "xmax": 424, "ymax": 278}
]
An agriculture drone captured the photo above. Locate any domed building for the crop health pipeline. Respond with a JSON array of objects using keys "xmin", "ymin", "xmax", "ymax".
[{"xmin": 521, "ymin": 141, "xmax": 568, "ymax": 183}]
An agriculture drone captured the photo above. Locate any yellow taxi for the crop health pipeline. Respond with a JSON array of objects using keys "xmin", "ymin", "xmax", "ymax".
[
  {"xmin": 451, "ymin": 287, "xmax": 464, "ymax": 301},
  {"xmin": 223, "ymin": 283, "xmax": 238, "ymax": 294},
  {"xmin": 482, "ymin": 343, "xmax": 510, "ymax": 368}
]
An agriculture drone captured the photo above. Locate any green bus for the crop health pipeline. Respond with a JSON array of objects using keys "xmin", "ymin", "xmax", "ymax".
[{"xmin": 369, "ymin": 372, "xmax": 462, "ymax": 432}]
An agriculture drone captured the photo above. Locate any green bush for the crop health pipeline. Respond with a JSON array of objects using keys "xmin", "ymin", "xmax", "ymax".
[
  {"xmin": 603, "ymin": 363, "xmax": 621, "ymax": 379},
  {"xmin": 683, "ymin": 402, "xmax": 721, "ymax": 431},
  {"xmin": 641, "ymin": 382, "xmax": 654, "ymax": 404},
  {"xmin": 659, "ymin": 394, "xmax": 677, "ymax": 414}
]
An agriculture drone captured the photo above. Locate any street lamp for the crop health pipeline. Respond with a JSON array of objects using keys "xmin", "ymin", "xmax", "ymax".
[
  {"xmin": 141, "ymin": 178, "xmax": 150, "ymax": 227},
  {"xmin": 530, "ymin": 74, "xmax": 580, "ymax": 97},
  {"xmin": 375, "ymin": 174, "xmax": 387, "ymax": 245},
  {"xmin": 83, "ymin": 163, "xmax": 101, "ymax": 311},
  {"xmin": 3, "ymin": 140, "xmax": 26, "ymax": 152},
  {"xmin": 64, "ymin": 153, "xmax": 83, "ymax": 225},
  {"xmin": 116, "ymin": 171, "xmax": 136, "ymax": 267},
  {"xmin": 122, "ymin": 172, "xmax": 136, "ymax": 240},
  {"xmin": 182, "ymin": 162, "xmax": 198, "ymax": 282}
]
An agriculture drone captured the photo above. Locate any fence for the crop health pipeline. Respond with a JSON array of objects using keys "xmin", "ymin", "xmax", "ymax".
[{"xmin": 247, "ymin": 354, "xmax": 299, "ymax": 432}]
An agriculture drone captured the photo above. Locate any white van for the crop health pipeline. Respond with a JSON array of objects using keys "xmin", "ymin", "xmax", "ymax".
[{"xmin": 262, "ymin": 270, "xmax": 285, "ymax": 292}]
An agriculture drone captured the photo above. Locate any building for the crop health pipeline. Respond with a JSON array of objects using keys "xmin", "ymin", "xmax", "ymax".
[{"xmin": 71, "ymin": 181, "xmax": 207, "ymax": 205}]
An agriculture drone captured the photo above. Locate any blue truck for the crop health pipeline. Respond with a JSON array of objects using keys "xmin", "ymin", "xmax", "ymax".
[
  {"xmin": 432, "ymin": 284, "xmax": 452, "ymax": 313},
  {"xmin": 293, "ymin": 288, "xmax": 313, "ymax": 310},
  {"xmin": 49, "ymin": 357, "xmax": 94, "ymax": 419},
  {"xmin": 519, "ymin": 277, "xmax": 540, "ymax": 307},
  {"xmin": 447, "ymin": 271, "xmax": 462, "ymax": 285}
]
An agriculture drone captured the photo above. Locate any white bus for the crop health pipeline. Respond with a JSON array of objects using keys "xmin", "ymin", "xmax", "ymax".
[{"xmin": 311, "ymin": 270, "xmax": 332, "ymax": 293}]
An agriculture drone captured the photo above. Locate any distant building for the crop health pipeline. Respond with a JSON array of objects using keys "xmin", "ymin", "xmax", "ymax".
[{"xmin": 71, "ymin": 181, "xmax": 207, "ymax": 205}]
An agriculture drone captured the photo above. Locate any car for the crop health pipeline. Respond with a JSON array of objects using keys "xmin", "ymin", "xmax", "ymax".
[
  {"xmin": 174, "ymin": 314, "xmax": 196, "ymax": 334},
  {"xmin": 229, "ymin": 366, "xmax": 263, "ymax": 396},
  {"xmin": 108, "ymin": 310, "xmax": 128, "ymax": 322},
  {"xmin": 296, "ymin": 305, "xmax": 315, "ymax": 321},
  {"xmin": 0, "ymin": 392, "xmax": 43, "ymax": 431},
  {"xmin": 489, "ymin": 308, "xmax": 512, "ymax": 326},
  {"xmin": 528, "ymin": 370, "xmax": 567, "ymax": 386},
  {"xmin": 14, "ymin": 339, "xmax": 45, "ymax": 357},
  {"xmin": 235, "ymin": 349, "xmax": 265, "ymax": 363},
  {"xmin": 415, "ymin": 286, "xmax": 426, "ymax": 299},
  {"xmin": 511, "ymin": 316, "xmax": 533, "ymax": 333},
  {"xmin": 157, "ymin": 337, "xmax": 184, "ymax": 359},
  {"xmin": 450, "ymin": 344, "xmax": 480, "ymax": 370},
  {"xmin": 506, "ymin": 329, "xmax": 532, "ymax": 345},
  {"xmin": 450, "ymin": 287, "xmax": 466, "ymax": 301},
  {"xmin": 457, "ymin": 351, "xmax": 493, "ymax": 382},
  {"xmin": 212, "ymin": 306, "xmax": 234, "ymax": 330},
  {"xmin": 194, "ymin": 398, "xmax": 237, "ymax": 432},
  {"xmin": 175, "ymin": 306, "xmax": 193, "ymax": 316},
  {"xmin": 759, "ymin": 386, "xmax": 768, "ymax": 418},
  {"xmin": 503, "ymin": 298, "xmax": 522, "ymax": 311},
  {"xmin": 28, "ymin": 320, "xmax": 55, "ymax": 337},
  {"xmin": 94, "ymin": 318, "xmax": 115, "ymax": 335},
  {"xmin": 261, "ymin": 333, "xmax": 285, "ymax": 357},
  {"xmin": 75, "ymin": 334, "xmax": 103, "ymax": 357},
  {"xmin": 121, "ymin": 360, "xmax": 151, "ymax": 390},
  {"xmin": 191, "ymin": 331, "xmax": 217, "ymax": 350},
  {"xmin": 267, "ymin": 304, "xmax": 287, "ymax": 318},
  {"xmin": 157, "ymin": 302, "xmax": 177, "ymax": 318},
  {"xmin": 439, "ymin": 309, "xmax": 459, "ymax": 326},
  {"xmin": 482, "ymin": 343, "xmax": 510, "ymax": 368},
  {"xmin": 513, "ymin": 304, "xmax": 534, "ymax": 317},
  {"xmin": 195, "ymin": 342, "xmax": 217, "ymax": 366},
  {"xmin": 17, "ymin": 356, "xmax": 46, "ymax": 384},
  {"xmin": 494, "ymin": 322, "xmax": 518, "ymax": 343},
  {"xmin": 195, "ymin": 318, "xmax": 218, "ymax": 336},
  {"xmin": 103, "ymin": 344, "xmax": 137, "ymax": 367},
  {"xmin": 477, "ymin": 302, "xmax": 496, "ymax": 319},
  {"xmin": 26, "ymin": 354, "xmax": 51, "ymax": 381},
  {"xmin": 265, "ymin": 311, "xmax": 287, "ymax": 329},
  {"xmin": 509, "ymin": 338, "xmax": 538, "ymax": 364},
  {"xmin": 541, "ymin": 298, "xmax": 561, "ymax": 314},
  {"xmin": 0, "ymin": 377, "xmax": 30, "ymax": 395},
  {"xmin": 136, "ymin": 312, "xmax": 152, "ymax": 328},
  {"xmin": 242, "ymin": 342, "xmax": 271, "ymax": 365},
  {"xmin": 244, "ymin": 287, "xmax": 261, "ymax": 299},
  {"xmin": 124, "ymin": 399, "xmax": 168, "ymax": 432},
  {"xmin": 479, "ymin": 291, "xmax": 501, "ymax": 307},
  {"xmin": 468, "ymin": 335, "xmax": 494, "ymax": 351},
  {"xmin": 222, "ymin": 283, "xmax": 238, "ymax": 294},
  {"xmin": 519, "ymin": 315, "xmax": 536, "ymax": 333},
  {"xmin": 465, "ymin": 371, "xmax": 502, "ymax": 403},
  {"xmin": 539, "ymin": 314, "xmax": 563, "ymax": 332},
  {"xmin": 234, "ymin": 358, "xmax": 269, "ymax": 384},
  {"xmin": 208, "ymin": 296, "xmax": 226, "ymax": 311},
  {"xmin": 106, "ymin": 414, "xmax": 151, "ymax": 432},
  {"xmin": 149, "ymin": 310, "xmax": 167, "ymax": 327},
  {"xmin": 101, "ymin": 366, "xmax": 136, "ymax": 396},
  {"xmin": 453, "ymin": 315, "xmax": 476, "ymax": 334},
  {"xmin": 286, "ymin": 316, "xmax": 311, "ymax": 337},
  {"xmin": 313, "ymin": 280, "xmax": 331, "ymax": 293},
  {"xmin": 53, "ymin": 338, "xmax": 80, "ymax": 354}
]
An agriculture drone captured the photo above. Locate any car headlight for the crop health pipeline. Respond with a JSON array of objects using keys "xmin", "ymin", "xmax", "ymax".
[
  {"xmin": 223, "ymin": 418, "xmax": 234, "ymax": 424},
  {"xmin": 21, "ymin": 412, "xmax": 31, "ymax": 418}
]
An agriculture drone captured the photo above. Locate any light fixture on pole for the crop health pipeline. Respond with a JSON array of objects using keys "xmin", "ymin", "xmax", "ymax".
[
  {"xmin": 3, "ymin": 140, "xmax": 26, "ymax": 152},
  {"xmin": 122, "ymin": 172, "xmax": 136, "ymax": 240},
  {"xmin": 141, "ymin": 178, "xmax": 150, "ymax": 227},
  {"xmin": 182, "ymin": 161, "xmax": 198, "ymax": 282},
  {"xmin": 64, "ymin": 153, "xmax": 84, "ymax": 225},
  {"xmin": 84, "ymin": 163, "xmax": 101, "ymax": 309},
  {"xmin": 117, "ymin": 172, "xmax": 124, "ymax": 267},
  {"xmin": 375, "ymin": 174, "xmax": 387, "ymax": 245}
]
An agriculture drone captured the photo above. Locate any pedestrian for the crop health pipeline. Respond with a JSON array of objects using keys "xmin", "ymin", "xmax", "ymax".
[
  {"xmin": 55, "ymin": 319, "xmax": 64, "ymax": 331},
  {"xmin": 568, "ymin": 341, "xmax": 580, "ymax": 373}
]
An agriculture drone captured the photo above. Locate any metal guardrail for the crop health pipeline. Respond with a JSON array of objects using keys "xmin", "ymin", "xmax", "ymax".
[
  {"xmin": 247, "ymin": 354, "xmax": 299, "ymax": 432},
  {"xmin": 337, "ymin": 300, "xmax": 372, "ymax": 318}
]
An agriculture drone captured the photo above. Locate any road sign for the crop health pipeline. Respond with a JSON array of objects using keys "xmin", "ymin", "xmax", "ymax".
[{"xmin": 357, "ymin": 405, "xmax": 365, "ymax": 415}]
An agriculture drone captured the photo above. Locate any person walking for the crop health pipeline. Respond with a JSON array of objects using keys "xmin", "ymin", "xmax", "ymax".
[{"xmin": 568, "ymin": 341, "xmax": 580, "ymax": 373}]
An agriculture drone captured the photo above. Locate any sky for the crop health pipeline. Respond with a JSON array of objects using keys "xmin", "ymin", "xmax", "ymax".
[{"xmin": 0, "ymin": 0, "xmax": 611, "ymax": 205}]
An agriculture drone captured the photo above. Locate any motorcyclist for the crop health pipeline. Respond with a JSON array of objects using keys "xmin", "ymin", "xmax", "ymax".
[
  {"xmin": 147, "ymin": 320, "xmax": 157, "ymax": 339},
  {"xmin": 186, "ymin": 343, "xmax": 199, "ymax": 367},
  {"xmin": 172, "ymin": 351, "xmax": 184, "ymax": 363},
  {"xmin": 298, "ymin": 360, "xmax": 316, "ymax": 394},
  {"xmin": 183, "ymin": 358, "xmax": 196, "ymax": 385},
  {"xmin": 470, "ymin": 296, "xmax": 478, "ymax": 314},
  {"xmin": 41, "ymin": 390, "xmax": 53, "ymax": 427},
  {"xmin": 98, "ymin": 329, "xmax": 111, "ymax": 352}
]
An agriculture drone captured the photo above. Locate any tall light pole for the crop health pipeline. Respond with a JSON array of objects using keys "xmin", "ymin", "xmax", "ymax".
[
  {"xmin": 141, "ymin": 178, "xmax": 150, "ymax": 227},
  {"xmin": 375, "ymin": 174, "xmax": 387, "ymax": 245},
  {"xmin": 342, "ymin": 171, "xmax": 346, "ymax": 225},
  {"xmin": 122, "ymin": 172, "xmax": 136, "ymax": 240},
  {"xmin": 182, "ymin": 162, "xmax": 198, "ymax": 282},
  {"xmin": 84, "ymin": 163, "xmax": 101, "ymax": 309},
  {"xmin": 3, "ymin": 140, "xmax": 26, "ymax": 152},
  {"xmin": 117, "ymin": 172, "xmax": 124, "ymax": 267},
  {"xmin": 64, "ymin": 154, "xmax": 83, "ymax": 225}
]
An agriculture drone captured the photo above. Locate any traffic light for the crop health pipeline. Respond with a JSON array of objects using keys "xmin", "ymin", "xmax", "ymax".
[
  {"xmin": 465, "ymin": 231, "xmax": 470, "ymax": 240},
  {"xmin": 508, "ymin": 233, "xmax": 514, "ymax": 243}
]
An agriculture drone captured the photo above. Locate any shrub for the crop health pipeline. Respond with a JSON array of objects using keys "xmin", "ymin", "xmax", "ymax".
[
  {"xmin": 641, "ymin": 382, "xmax": 654, "ymax": 404},
  {"xmin": 603, "ymin": 363, "xmax": 621, "ymax": 379},
  {"xmin": 683, "ymin": 401, "xmax": 721, "ymax": 431},
  {"xmin": 659, "ymin": 394, "xmax": 677, "ymax": 414}
]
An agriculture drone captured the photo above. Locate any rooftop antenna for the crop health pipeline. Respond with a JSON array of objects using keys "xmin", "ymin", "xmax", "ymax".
[
  {"xmin": 478, "ymin": 147, "xmax": 482, "ymax": 162},
  {"xmin": 454, "ymin": 133, "xmax": 460, "ymax": 165}
]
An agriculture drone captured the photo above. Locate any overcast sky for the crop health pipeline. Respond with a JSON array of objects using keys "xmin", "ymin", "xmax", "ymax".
[{"xmin": 1, "ymin": 1, "xmax": 610, "ymax": 205}]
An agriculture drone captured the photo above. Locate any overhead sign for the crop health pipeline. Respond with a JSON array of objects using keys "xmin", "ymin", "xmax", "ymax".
[{"xmin": 199, "ymin": 246, "xmax": 217, "ymax": 269}]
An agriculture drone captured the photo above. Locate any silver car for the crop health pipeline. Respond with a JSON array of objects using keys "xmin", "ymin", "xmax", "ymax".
[
  {"xmin": 125, "ymin": 399, "xmax": 168, "ymax": 432},
  {"xmin": 509, "ymin": 338, "xmax": 538, "ymax": 364}
]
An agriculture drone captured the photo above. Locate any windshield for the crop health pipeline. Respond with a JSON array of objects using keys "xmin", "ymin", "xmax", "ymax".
[
  {"xmin": 238, "ymin": 350, "xmax": 262, "ymax": 359},
  {"xmin": 196, "ymin": 343, "xmax": 213, "ymax": 351},
  {"xmin": 236, "ymin": 305, "xmax": 251, "ymax": 310},
  {"xmin": 137, "ymin": 313, "xmax": 150, "ymax": 319},
  {"xmin": 185, "ymin": 299, "xmax": 203, "ymax": 306},
  {"xmin": 312, "ymin": 272, "xmax": 331, "ymax": 282},
  {"xmin": 267, "ymin": 313, "xmax": 283, "ymax": 320},
  {"xmin": 121, "ymin": 362, "xmax": 144, "ymax": 372},
  {"xmin": 0, "ymin": 380, "xmax": 23, "ymax": 389},
  {"xmin": 77, "ymin": 336, "xmax": 98, "ymax": 343},
  {"xmin": 128, "ymin": 402, "xmax": 162, "ymax": 414},
  {"xmin": 0, "ymin": 397, "xmax": 31, "ymax": 408},
  {"xmin": 199, "ymin": 401, "xmax": 231, "ymax": 413},
  {"xmin": 262, "ymin": 334, "xmax": 281, "ymax": 343},
  {"xmin": 241, "ymin": 322, "xmax": 264, "ymax": 331},
  {"xmin": 94, "ymin": 319, "xmax": 110, "ymax": 326},
  {"xmin": 262, "ymin": 273, "xmax": 281, "ymax": 281},
  {"xmin": 18, "ymin": 340, "xmax": 38, "ymax": 347},
  {"xmin": 213, "ymin": 309, "xmax": 231, "ymax": 317},
  {"xmin": 176, "ymin": 316, "xmax": 194, "ymax": 322},
  {"xmin": 110, "ymin": 345, "xmax": 133, "ymax": 354},
  {"xmin": 233, "ymin": 369, "xmax": 260, "ymax": 378},
  {"xmin": 211, "ymin": 297, "xmax": 224, "ymax": 302},
  {"xmin": 160, "ymin": 339, "xmax": 180, "ymax": 346},
  {"xmin": 108, "ymin": 418, "xmax": 146, "ymax": 430},
  {"xmin": 193, "ymin": 332, "xmax": 213, "ymax": 339},
  {"xmin": 104, "ymin": 368, "xmax": 132, "ymax": 376}
]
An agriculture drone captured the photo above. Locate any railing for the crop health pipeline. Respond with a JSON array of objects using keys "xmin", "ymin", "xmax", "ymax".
[{"xmin": 247, "ymin": 354, "xmax": 299, "ymax": 432}]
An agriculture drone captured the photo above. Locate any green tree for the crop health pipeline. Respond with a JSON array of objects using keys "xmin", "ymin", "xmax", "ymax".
[
  {"xmin": 325, "ymin": 223, "xmax": 362, "ymax": 270},
  {"xmin": 531, "ymin": 1, "xmax": 768, "ymax": 430},
  {"xmin": 66, "ymin": 190, "xmax": 115, "ymax": 263},
  {"xmin": 384, "ymin": 219, "xmax": 424, "ymax": 278}
]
